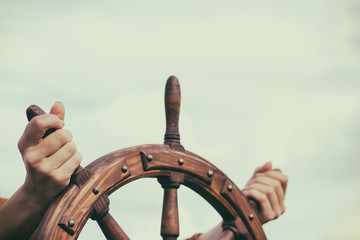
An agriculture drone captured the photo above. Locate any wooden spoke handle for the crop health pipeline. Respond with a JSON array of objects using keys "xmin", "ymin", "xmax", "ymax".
[
  {"xmin": 164, "ymin": 76, "xmax": 181, "ymax": 145},
  {"xmin": 26, "ymin": 105, "xmax": 83, "ymax": 181}
]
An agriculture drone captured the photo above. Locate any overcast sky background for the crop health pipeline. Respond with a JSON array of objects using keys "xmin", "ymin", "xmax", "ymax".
[{"xmin": 1, "ymin": 1, "xmax": 360, "ymax": 239}]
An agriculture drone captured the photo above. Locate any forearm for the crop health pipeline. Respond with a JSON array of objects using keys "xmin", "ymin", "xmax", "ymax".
[
  {"xmin": 0, "ymin": 185, "xmax": 49, "ymax": 240},
  {"xmin": 0, "ymin": 102, "xmax": 81, "ymax": 240},
  {"xmin": 187, "ymin": 223, "xmax": 234, "ymax": 240},
  {"xmin": 197, "ymin": 223, "xmax": 223, "ymax": 240}
]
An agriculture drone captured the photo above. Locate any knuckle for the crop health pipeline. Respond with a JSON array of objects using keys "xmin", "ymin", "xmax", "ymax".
[
  {"xmin": 264, "ymin": 186, "xmax": 272, "ymax": 196},
  {"xmin": 31, "ymin": 116, "xmax": 43, "ymax": 128},
  {"xmin": 74, "ymin": 152, "xmax": 83, "ymax": 165},
  {"xmin": 251, "ymin": 178, "xmax": 260, "ymax": 185},
  {"xmin": 258, "ymin": 195, "xmax": 267, "ymax": 204},
  {"xmin": 265, "ymin": 188, "xmax": 276, "ymax": 200},
  {"xmin": 269, "ymin": 212, "xmax": 276, "ymax": 220},
  {"xmin": 275, "ymin": 207, "xmax": 282, "ymax": 217},
  {"xmin": 37, "ymin": 164, "xmax": 50, "ymax": 176},
  {"xmin": 243, "ymin": 188, "xmax": 253, "ymax": 198},
  {"xmin": 67, "ymin": 152, "xmax": 82, "ymax": 170},
  {"xmin": 51, "ymin": 172, "xmax": 68, "ymax": 185},
  {"xmin": 64, "ymin": 129, "xmax": 73, "ymax": 140},
  {"xmin": 65, "ymin": 142, "xmax": 77, "ymax": 156},
  {"xmin": 53, "ymin": 131, "xmax": 66, "ymax": 143},
  {"xmin": 25, "ymin": 162, "xmax": 37, "ymax": 174},
  {"xmin": 264, "ymin": 211, "xmax": 275, "ymax": 221},
  {"xmin": 23, "ymin": 151, "xmax": 37, "ymax": 164},
  {"xmin": 273, "ymin": 180, "xmax": 282, "ymax": 191},
  {"xmin": 249, "ymin": 189, "xmax": 267, "ymax": 203},
  {"xmin": 55, "ymin": 129, "xmax": 73, "ymax": 143}
]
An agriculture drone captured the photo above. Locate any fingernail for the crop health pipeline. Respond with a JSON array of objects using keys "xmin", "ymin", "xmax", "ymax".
[{"xmin": 61, "ymin": 120, "xmax": 65, "ymax": 126}]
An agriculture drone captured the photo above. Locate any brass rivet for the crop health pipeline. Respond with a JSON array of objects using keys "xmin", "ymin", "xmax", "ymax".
[
  {"xmin": 227, "ymin": 184, "xmax": 233, "ymax": 192},
  {"xmin": 207, "ymin": 170, "xmax": 214, "ymax": 177},
  {"xmin": 68, "ymin": 219, "xmax": 75, "ymax": 228},
  {"xmin": 147, "ymin": 154, "xmax": 153, "ymax": 162},
  {"xmin": 121, "ymin": 165, "xmax": 128, "ymax": 173},
  {"xmin": 93, "ymin": 186, "xmax": 99, "ymax": 195},
  {"xmin": 249, "ymin": 213, "xmax": 254, "ymax": 221},
  {"xmin": 178, "ymin": 158, "xmax": 184, "ymax": 166}
]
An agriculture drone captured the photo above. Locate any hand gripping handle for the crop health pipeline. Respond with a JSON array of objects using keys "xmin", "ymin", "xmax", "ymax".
[
  {"xmin": 26, "ymin": 105, "xmax": 56, "ymax": 138},
  {"xmin": 26, "ymin": 105, "xmax": 83, "ymax": 182}
]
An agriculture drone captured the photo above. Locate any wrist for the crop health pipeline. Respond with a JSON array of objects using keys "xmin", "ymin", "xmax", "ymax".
[{"xmin": 20, "ymin": 183, "xmax": 52, "ymax": 211}]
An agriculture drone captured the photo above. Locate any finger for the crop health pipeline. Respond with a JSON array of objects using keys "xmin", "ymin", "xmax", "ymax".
[
  {"xmin": 247, "ymin": 183, "xmax": 281, "ymax": 217},
  {"xmin": 19, "ymin": 114, "xmax": 65, "ymax": 149},
  {"xmin": 46, "ymin": 142, "xmax": 77, "ymax": 169},
  {"xmin": 263, "ymin": 171, "xmax": 289, "ymax": 194},
  {"xmin": 243, "ymin": 188, "xmax": 273, "ymax": 223},
  {"xmin": 247, "ymin": 175, "xmax": 285, "ymax": 211},
  {"xmin": 54, "ymin": 152, "xmax": 82, "ymax": 185},
  {"xmin": 50, "ymin": 101, "xmax": 65, "ymax": 121},
  {"xmin": 254, "ymin": 162, "xmax": 272, "ymax": 174},
  {"xmin": 36, "ymin": 129, "xmax": 73, "ymax": 157}
]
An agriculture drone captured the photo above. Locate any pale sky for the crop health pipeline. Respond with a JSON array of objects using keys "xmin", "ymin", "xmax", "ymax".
[{"xmin": 1, "ymin": 1, "xmax": 360, "ymax": 239}]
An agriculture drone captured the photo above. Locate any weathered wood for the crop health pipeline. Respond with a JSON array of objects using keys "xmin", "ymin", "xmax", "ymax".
[
  {"xmin": 160, "ymin": 188, "xmax": 179, "ymax": 240},
  {"xmin": 220, "ymin": 179, "xmax": 261, "ymax": 239},
  {"xmin": 91, "ymin": 194, "xmax": 110, "ymax": 221},
  {"xmin": 97, "ymin": 213, "xmax": 129, "ymax": 240},
  {"xmin": 140, "ymin": 150, "xmax": 215, "ymax": 185},
  {"xmin": 164, "ymin": 76, "xmax": 181, "ymax": 145},
  {"xmin": 158, "ymin": 172, "xmax": 184, "ymax": 240},
  {"xmin": 70, "ymin": 167, "xmax": 92, "ymax": 187},
  {"xmin": 91, "ymin": 195, "xmax": 130, "ymax": 240},
  {"xmin": 33, "ymin": 145, "xmax": 265, "ymax": 239},
  {"xmin": 32, "ymin": 76, "xmax": 266, "ymax": 240}
]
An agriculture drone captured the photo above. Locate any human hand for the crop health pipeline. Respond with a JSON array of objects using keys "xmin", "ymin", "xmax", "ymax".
[
  {"xmin": 242, "ymin": 162, "xmax": 288, "ymax": 224},
  {"xmin": 17, "ymin": 102, "xmax": 82, "ymax": 206}
]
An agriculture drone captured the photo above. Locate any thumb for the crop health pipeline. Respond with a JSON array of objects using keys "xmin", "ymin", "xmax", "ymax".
[
  {"xmin": 254, "ymin": 161, "xmax": 272, "ymax": 174},
  {"xmin": 50, "ymin": 101, "xmax": 65, "ymax": 121}
]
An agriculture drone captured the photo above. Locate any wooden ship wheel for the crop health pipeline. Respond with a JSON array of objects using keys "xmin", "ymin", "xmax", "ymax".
[{"xmin": 30, "ymin": 76, "xmax": 267, "ymax": 240}]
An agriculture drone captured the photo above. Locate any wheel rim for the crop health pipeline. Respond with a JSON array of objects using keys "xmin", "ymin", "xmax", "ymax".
[{"xmin": 33, "ymin": 76, "xmax": 266, "ymax": 240}]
